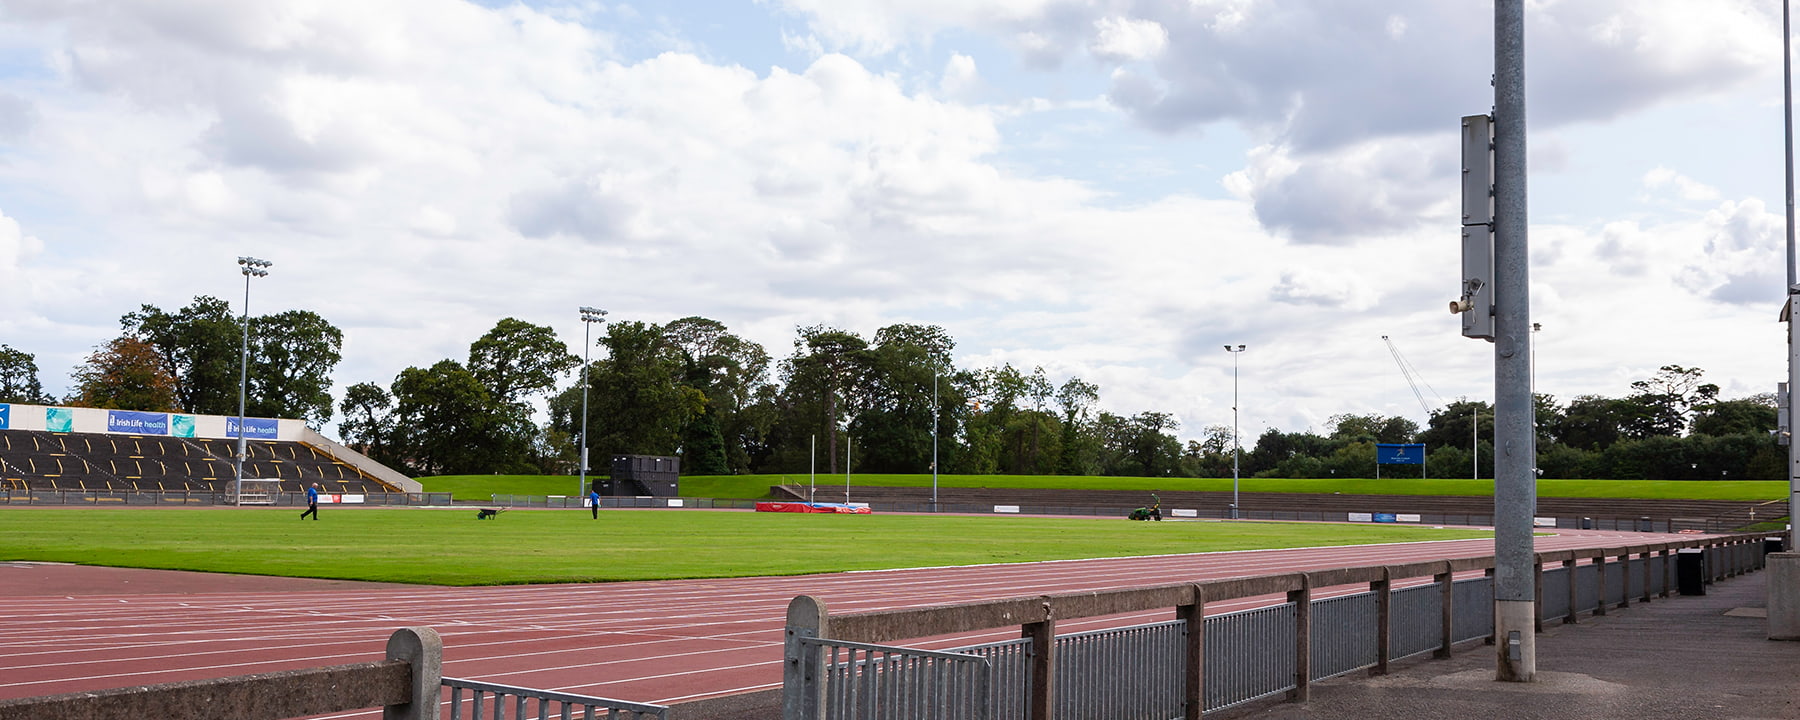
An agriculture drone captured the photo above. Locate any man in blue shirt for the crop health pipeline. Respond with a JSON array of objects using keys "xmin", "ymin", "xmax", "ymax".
[
  {"xmin": 588, "ymin": 488, "xmax": 601, "ymax": 519},
  {"xmin": 300, "ymin": 483, "xmax": 320, "ymax": 520}
]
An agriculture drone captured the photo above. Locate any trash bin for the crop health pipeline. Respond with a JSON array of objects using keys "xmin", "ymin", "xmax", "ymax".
[
  {"xmin": 1677, "ymin": 548, "xmax": 1707, "ymax": 595},
  {"xmin": 1580, "ymin": 517, "xmax": 1593, "ymax": 530},
  {"xmin": 1767, "ymin": 537, "xmax": 1786, "ymax": 556},
  {"xmin": 1637, "ymin": 516, "xmax": 1654, "ymax": 533}
]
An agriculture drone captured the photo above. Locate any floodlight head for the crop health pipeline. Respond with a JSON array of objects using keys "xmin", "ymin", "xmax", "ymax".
[{"xmin": 579, "ymin": 306, "xmax": 608, "ymax": 322}]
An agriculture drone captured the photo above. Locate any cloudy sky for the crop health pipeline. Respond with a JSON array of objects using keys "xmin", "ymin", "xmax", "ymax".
[{"xmin": 0, "ymin": 0, "xmax": 1791, "ymax": 442}]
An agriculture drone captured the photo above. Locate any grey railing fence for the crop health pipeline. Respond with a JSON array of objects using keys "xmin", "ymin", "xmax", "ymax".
[
  {"xmin": 0, "ymin": 627, "xmax": 669, "ymax": 720},
  {"xmin": 442, "ymin": 676, "xmax": 669, "ymax": 720},
  {"xmin": 783, "ymin": 534, "xmax": 1770, "ymax": 720}
]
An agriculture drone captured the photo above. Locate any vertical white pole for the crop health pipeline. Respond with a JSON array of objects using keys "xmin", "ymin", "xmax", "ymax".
[
  {"xmin": 809, "ymin": 434, "xmax": 816, "ymax": 504},
  {"xmin": 932, "ymin": 372, "xmax": 939, "ymax": 512}
]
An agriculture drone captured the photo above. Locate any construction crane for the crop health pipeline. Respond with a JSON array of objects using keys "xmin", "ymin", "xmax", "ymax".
[
  {"xmin": 1382, "ymin": 335, "xmax": 1443, "ymax": 416},
  {"xmin": 1383, "ymin": 335, "xmax": 1481, "ymax": 480}
]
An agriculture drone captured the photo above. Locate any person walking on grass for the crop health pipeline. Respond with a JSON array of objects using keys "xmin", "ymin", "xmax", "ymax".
[
  {"xmin": 300, "ymin": 483, "xmax": 320, "ymax": 520},
  {"xmin": 588, "ymin": 487, "xmax": 601, "ymax": 519}
]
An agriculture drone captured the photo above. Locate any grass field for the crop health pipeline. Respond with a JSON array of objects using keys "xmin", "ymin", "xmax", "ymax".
[
  {"xmin": 0, "ymin": 507, "xmax": 1490, "ymax": 586},
  {"xmin": 419, "ymin": 473, "xmax": 1789, "ymax": 503}
]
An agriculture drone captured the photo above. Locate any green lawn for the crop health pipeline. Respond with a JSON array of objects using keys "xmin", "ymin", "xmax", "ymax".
[
  {"xmin": 0, "ymin": 507, "xmax": 1490, "ymax": 586},
  {"xmin": 419, "ymin": 473, "xmax": 1788, "ymax": 503}
]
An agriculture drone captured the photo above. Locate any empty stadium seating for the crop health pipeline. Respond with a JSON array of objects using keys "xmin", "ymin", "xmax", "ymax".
[{"xmin": 0, "ymin": 429, "xmax": 392, "ymax": 494}]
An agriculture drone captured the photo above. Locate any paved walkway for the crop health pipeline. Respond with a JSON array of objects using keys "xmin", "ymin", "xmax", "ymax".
[{"xmin": 1244, "ymin": 569, "xmax": 1800, "ymax": 720}]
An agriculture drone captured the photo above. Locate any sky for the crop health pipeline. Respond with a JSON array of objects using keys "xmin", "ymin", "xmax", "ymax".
[{"xmin": 0, "ymin": 0, "xmax": 1791, "ymax": 443}]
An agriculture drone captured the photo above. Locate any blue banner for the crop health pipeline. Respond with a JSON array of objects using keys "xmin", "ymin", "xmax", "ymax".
[
  {"xmin": 171, "ymin": 414, "xmax": 196, "ymax": 438},
  {"xmin": 45, "ymin": 407, "xmax": 72, "ymax": 433},
  {"xmin": 0, "ymin": 403, "xmax": 8, "ymax": 430},
  {"xmin": 1374, "ymin": 512, "xmax": 1398, "ymax": 523},
  {"xmin": 107, "ymin": 410, "xmax": 171, "ymax": 435},
  {"xmin": 227, "ymin": 417, "xmax": 280, "ymax": 440},
  {"xmin": 1376, "ymin": 443, "xmax": 1425, "ymax": 465}
]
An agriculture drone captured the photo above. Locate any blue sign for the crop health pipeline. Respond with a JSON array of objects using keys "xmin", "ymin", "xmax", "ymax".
[
  {"xmin": 0, "ymin": 403, "xmax": 8, "ymax": 430},
  {"xmin": 227, "ymin": 417, "xmax": 280, "ymax": 440},
  {"xmin": 107, "ymin": 410, "xmax": 171, "ymax": 435},
  {"xmin": 1374, "ymin": 512, "xmax": 1398, "ymax": 523},
  {"xmin": 1376, "ymin": 443, "xmax": 1425, "ymax": 465},
  {"xmin": 45, "ymin": 407, "xmax": 72, "ymax": 433}
]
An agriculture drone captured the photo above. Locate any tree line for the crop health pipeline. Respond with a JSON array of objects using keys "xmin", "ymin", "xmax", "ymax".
[{"xmin": 0, "ymin": 299, "xmax": 1780, "ymax": 480}]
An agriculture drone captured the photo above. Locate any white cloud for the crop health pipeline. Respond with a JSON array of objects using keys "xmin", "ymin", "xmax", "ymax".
[
  {"xmin": 0, "ymin": 0, "xmax": 1787, "ymax": 447},
  {"xmin": 1089, "ymin": 16, "xmax": 1167, "ymax": 63}
]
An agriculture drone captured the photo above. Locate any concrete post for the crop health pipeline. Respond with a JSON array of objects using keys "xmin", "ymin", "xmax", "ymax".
[
  {"xmin": 1181, "ymin": 584, "xmax": 1206, "ymax": 720},
  {"xmin": 1562, "ymin": 559, "xmax": 1578, "ymax": 624},
  {"xmin": 1772, "ymin": 553, "xmax": 1800, "ymax": 640},
  {"xmin": 382, "ymin": 627, "xmax": 442, "ymax": 720},
  {"xmin": 783, "ymin": 596, "xmax": 828, "ymax": 720},
  {"xmin": 1373, "ymin": 568, "xmax": 1392, "ymax": 676},
  {"xmin": 1436, "ymin": 562, "xmax": 1455, "ymax": 659},
  {"xmin": 1290, "ymin": 575, "xmax": 1312, "ymax": 702},
  {"xmin": 1023, "ymin": 602, "xmax": 1055, "ymax": 720}
]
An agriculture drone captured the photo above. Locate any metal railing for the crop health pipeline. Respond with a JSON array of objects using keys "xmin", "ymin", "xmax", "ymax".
[
  {"xmin": 783, "ymin": 533, "xmax": 1772, "ymax": 719},
  {"xmin": 442, "ymin": 676, "xmax": 668, "ymax": 720},
  {"xmin": 790, "ymin": 637, "xmax": 990, "ymax": 720}
]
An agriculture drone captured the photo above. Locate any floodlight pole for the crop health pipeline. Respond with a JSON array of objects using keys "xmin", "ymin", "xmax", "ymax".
[
  {"xmin": 1785, "ymin": 0, "xmax": 1800, "ymax": 555},
  {"xmin": 578, "ymin": 307, "xmax": 607, "ymax": 499},
  {"xmin": 1492, "ymin": 0, "xmax": 1537, "ymax": 682},
  {"xmin": 233, "ymin": 256, "xmax": 270, "ymax": 507},
  {"xmin": 932, "ymin": 372, "xmax": 939, "ymax": 512},
  {"xmin": 844, "ymin": 440, "xmax": 851, "ymax": 504},
  {"xmin": 1225, "ymin": 344, "xmax": 1246, "ymax": 519},
  {"xmin": 810, "ymin": 434, "xmax": 816, "ymax": 503}
]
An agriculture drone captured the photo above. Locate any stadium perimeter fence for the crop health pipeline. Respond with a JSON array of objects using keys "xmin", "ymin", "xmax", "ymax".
[
  {"xmin": 0, "ymin": 488, "xmax": 453, "ymax": 506},
  {"xmin": 784, "ymin": 533, "xmax": 1772, "ymax": 720}
]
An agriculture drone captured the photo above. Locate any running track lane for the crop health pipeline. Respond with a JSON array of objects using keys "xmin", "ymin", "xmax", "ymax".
[{"xmin": 0, "ymin": 529, "xmax": 1679, "ymax": 716}]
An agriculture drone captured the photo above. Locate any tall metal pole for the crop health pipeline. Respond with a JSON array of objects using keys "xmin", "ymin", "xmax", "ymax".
[
  {"xmin": 844, "ymin": 440, "xmax": 851, "ymax": 504},
  {"xmin": 233, "ymin": 256, "xmax": 269, "ymax": 507},
  {"xmin": 932, "ymin": 372, "xmax": 939, "ymax": 512},
  {"xmin": 810, "ymin": 434, "xmax": 816, "ymax": 503},
  {"xmin": 1784, "ymin": 0, "xmax": 1800, "ymax": 554},
  {"xmin": 1492, "ymin": 0, "xmax": 1537, "ymax": 682},
  {"xmin": 1225, "ymin": 344, "xmax": 1246, "ymax": 519},
  {"xmin": 578, "ymin": 307, "xmax": 606, "ymax": 499}
]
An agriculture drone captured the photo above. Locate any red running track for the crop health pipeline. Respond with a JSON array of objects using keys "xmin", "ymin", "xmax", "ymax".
[{"xmin": 0, "ymin": 528, "xmax": 1676, "ymax": 716}]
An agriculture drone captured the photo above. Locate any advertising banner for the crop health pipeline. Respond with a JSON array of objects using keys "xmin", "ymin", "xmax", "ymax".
[
  {"xmin": 1374, "ymin": 512, "xmax": 1398, "ymax": 523},
  {"xmin": 226, "ymin": 417, "xmax": 280, "ymax": 440},
  {"xmin": 171, "ymin": 415, "xmax": 197, "ymax": 438},
  {"xmin": 1375, "ymin": 443, "xmax": 1426, "ymax": 465},
  {"xmin": 45, "ymin": 407, "xmax": 72, "ymax": 433},
  {"xmin": 0, "ymin": 403, "xmax": 8, "ymax": 430},
  {"xmin": 107, "ymin": 410, "xmax": 171, "ymax": 435}
]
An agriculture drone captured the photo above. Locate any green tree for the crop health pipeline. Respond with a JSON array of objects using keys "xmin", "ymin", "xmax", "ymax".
[
  {"xmin": 664, "ymin": 316, "xmax": 774, "ymax": 473},
  {"xmin": 780, "ymin": 326, "xmax": 870, "ymax": 473},
  {"xmin": 388, "ymin": 360, "xmax": 528, "ymax": 476},
  {"xmin": 247, "ymin": 310, "xmax": 343, "ymax": 426},
  {"xmin": 468, "ymin": 318, "xmax": 578, "ymax": 406},
  {"xmin": 68, "ymin": 337, "xmax": 179, "ymax": 411},
  {"xmin": 1691, "ymin": 396, "xmax": 1778, "ymax": 437},
  {"xmin": 1620, "ymin": 364, "xmax": 1719, "ymax": 438},
  {"xmin": 337, "ymin": 382, "xmax": 394, "ymax": 461},
  {"xmin": 1553, "ymin": 395, "xmax": 1625, "ymax": 450},
  {"xmin": 850, "ymin": 324, "xmax": 955, "ymax": 473},
  {"xmin": 1054, "ymin": 377, "xmax": 1101, "ymax": 475},
  {"xmin": 580, "ymin": 320, "xmax": 705, "ymax": 458},
  {"xmin": 121, "ymin": 296, "xmax": 241, "ymax": 415},
  {"xmin": 0, "ymin": 344, "xmax": 48, "ymax": 403}
]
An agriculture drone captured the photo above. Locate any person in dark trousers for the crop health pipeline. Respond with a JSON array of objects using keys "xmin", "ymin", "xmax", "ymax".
[
  {"xmin": 588, "ymin": 488, "xmax": 601, "ymax": 519},
  {"xmin": 300, "ymin": 483, "xmax": 320, "ymax": 520}
]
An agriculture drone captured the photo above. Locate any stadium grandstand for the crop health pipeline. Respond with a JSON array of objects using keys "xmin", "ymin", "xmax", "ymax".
[{"xmin": 0, "ymin": 402, "xmax": 418, "ymax": 502}]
